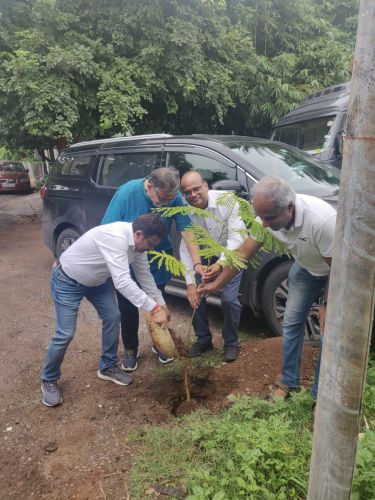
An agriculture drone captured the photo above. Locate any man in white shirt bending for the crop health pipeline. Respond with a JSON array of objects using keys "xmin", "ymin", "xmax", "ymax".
[
  {"xmin": 180, "ymin": 171, "xmax": 246, "ymax": 362},
  {"xmin": 40, "ymin": 213, "xmax": 169, "ymax": 407},
  {"xmin": 200, "ymin": 176, "xmax": 336, "ymax": 401}
]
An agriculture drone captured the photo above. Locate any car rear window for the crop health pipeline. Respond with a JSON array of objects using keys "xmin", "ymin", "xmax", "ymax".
[
  {"xmin": 50, "ymin": 153, "xmax": 94, "ymax": 179},
  {"xmin": 0, "ymin": 163, "xmax": 25, "ymax": 172}
]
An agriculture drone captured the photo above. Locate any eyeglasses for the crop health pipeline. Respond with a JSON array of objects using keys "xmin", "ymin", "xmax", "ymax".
[
  {"xmin": 150, "ymin": 184, "xmax": 177, "ymax": 205},
  {"xmin": 183, "ymin": 185, "xmax": 204, "ymax": 198},
  {"xmin": 142, "ymin": 234, "xmax": 159, "ymax": 249},
  {"xmin": 256, "ymin": 203, "xmax": 293, "ymax": 222},
  {"xmin": 260, "ymin": 213, "xmax": 282, "ymax": 222}
]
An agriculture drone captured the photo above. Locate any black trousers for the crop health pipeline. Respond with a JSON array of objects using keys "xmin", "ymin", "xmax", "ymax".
[{"xmin": 116, "ymin": 284, "xmax": 166, "ymax": 351}]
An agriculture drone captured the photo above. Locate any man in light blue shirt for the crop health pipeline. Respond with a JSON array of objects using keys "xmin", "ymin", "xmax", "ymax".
[{"xmin": 102, "ymin": 167, "xmax": 200, "ymax": 371}]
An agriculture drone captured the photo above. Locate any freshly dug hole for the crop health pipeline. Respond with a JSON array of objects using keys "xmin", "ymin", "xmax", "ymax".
[{"xmin": 150, "ymin": 373, "xmax": 217, "ymax": 416}]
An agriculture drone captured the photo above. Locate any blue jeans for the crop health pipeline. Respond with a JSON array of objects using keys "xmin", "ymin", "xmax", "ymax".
[
  {"xmin": 41, "ymin": 267, "xmax": 121, "ymax": 381},
  {"xmin": 280, "ymin": 262, "xmax": 327, "ymax": 399},
  {"xmin": 193, "ymin": 270, "xmax": 243, "ymax": 347}
]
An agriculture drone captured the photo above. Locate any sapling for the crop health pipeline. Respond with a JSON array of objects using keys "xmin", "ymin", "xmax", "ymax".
[{"xmin": 148, "ymin": 192, "xmax": 288, "ymax": 402}]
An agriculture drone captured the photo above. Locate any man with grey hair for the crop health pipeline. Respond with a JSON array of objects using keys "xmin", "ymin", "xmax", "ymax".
[
  {"xmin": 200, "ymin": 175, "xmax": 336, "ymax": 401},
  {"xmin": 102, "ymin": 167, "xmax": 200, "ymax": 371}
]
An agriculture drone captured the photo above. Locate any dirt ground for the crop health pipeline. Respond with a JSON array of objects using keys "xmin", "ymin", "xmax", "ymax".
[{"xmin": 0, "ymin": 193, "xmax": 317, "ymax": 499}]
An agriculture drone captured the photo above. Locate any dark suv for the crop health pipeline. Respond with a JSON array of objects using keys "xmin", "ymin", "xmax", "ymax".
[{"xmin": 41, "ymin": 134, "xmax": 340, "ymax": 336}]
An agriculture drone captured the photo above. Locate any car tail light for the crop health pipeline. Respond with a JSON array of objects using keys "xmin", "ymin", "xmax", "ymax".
[{"xmin": 40, "ymin": 185, "xmax": 47, "ymax": 199}]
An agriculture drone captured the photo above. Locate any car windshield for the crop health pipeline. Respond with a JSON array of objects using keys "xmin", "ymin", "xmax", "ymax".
[
  {"xmin": 228, "ymin": 141, "xmax": 340, "ymax": 196},
  {"xmin": 0, "ymin": 163, "xmax": 25, "ymax": 172},
  {"xmin": 272, "ymin": 116, "xmax": 336, "ymax": 154}
]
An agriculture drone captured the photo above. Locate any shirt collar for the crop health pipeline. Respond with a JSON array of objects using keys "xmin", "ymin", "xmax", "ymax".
[
  {"xmin": 207, "ymin": 190, "xmax": 217, "ymax": 209},
  {"xmin": 126, "ymin": 223, "xmax": 135, "ymax": 247},
  {"xmin": 293, "ymin": 195, "xmax": 303, "ymax": 228}
]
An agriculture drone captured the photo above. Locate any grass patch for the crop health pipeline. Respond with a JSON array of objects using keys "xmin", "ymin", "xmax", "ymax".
[
  {"xmin": 128, "ymin": 392, "xmax": 314, "ymax": 499},
  {"xmin": 128, "ymin": 358, "xmax": 375, "ymax": 499},
  {"xmin": 150, "ymin": 350, "xmax": 222, "ymax": 377}
]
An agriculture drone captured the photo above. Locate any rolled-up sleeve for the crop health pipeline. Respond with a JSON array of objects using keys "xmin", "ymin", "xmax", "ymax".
[{"xmin": 218, "ymin": 202, "xmax": 246, "ymax": 262}]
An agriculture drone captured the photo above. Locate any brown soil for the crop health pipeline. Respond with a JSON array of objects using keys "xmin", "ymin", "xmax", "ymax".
[{"xmin": 0, "ymin": 197, "xmax": 318, "ymax": 499}]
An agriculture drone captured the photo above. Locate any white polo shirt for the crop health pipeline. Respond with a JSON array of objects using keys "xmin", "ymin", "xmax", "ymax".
[
  {"xmin": 60, "ymin": 222, "xmax": 165, "ymax": 311},
  {"xmin": 268, "ymin": 194, "xmax": 336, "ymax": 276}
]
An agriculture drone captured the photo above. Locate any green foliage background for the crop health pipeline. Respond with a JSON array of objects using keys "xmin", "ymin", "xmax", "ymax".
[{"xmin": 0, "ymin": 0, "xmax": 358, "ymax": 157}]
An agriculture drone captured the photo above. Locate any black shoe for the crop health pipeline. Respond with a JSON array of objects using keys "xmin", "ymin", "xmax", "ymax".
[
  {"xmin": 189, "ymin": 341, "xmax": 213, "ymax": 357},
  {"xmin": 223, "ymin": 344, "xmax": 240, "ymax": 362}
]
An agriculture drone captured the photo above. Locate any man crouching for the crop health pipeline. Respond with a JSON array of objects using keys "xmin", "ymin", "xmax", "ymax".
[{"xmin": 40, "ymin": 213, "xmax": 169, "ymax": 407}]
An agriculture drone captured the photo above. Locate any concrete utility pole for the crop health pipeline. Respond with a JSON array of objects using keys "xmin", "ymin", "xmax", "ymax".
[{"xmin": 307, "ymin": 1, "xmax": 375, "ymax": 498}]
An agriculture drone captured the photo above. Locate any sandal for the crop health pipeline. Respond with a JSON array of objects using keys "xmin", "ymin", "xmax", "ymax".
[{"xmin": 267, "ymin": 376, "xmax": 294, "ymax": 402}]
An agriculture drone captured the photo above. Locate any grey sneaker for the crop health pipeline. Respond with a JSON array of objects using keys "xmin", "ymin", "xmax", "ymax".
[
  {"xmin": 41, "ymin": 380, "xmax": 62, "ymax": 407},
  {"xmin": 97, "ymin": 365, "xmax": 133, "ymax": 386},
  {"xmin": 121, "ymin": 349, "xmax": 139, "ymax": 372}
]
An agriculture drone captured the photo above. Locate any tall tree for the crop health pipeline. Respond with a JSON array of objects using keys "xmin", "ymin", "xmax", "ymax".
[
  {"xmin": 308, "ymin": 0, "xmax": 375, "ymax": 497},
  {"xmin": 0, "ymin": 0, "xmax": 358, "ymax": 155}
]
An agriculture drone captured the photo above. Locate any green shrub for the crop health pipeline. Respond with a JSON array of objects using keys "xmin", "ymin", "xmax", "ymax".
[
  {"xmin": 129, "ymin": 393, "xmax": 314, "ymax": 499},
  {"xmin": 128, "ymin": 359, "xmax": 375, "ymax": 500},
  {"xmin": 362, "ymin": 357, "xmax": 375, "ymax": 426},
  {"xmin": 352, "ymin": 432, "xmax": 375, "ymax": 500},
  {"xmin": 35, "ymin": 175, "xmax": 48, "ymax": 191}
]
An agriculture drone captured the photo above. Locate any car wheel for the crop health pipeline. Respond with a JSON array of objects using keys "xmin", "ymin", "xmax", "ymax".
[
  {"xmin": 56, "ymin": 228, "xmax": 80, "ymax": 258},
  {"xmin": 261, "ymin": 260, "xmax": 321, "ymax": 339}
]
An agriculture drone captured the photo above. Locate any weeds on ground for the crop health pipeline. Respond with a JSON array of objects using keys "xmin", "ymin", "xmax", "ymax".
[
  {"xmin": 128, "ymin": 392, "xmax": 314, "ymax": 499},
  {"xmin": 352, "ymin": 356, "xmax": 375, "ymax": 499},
  {"xmin": 150, "ymin": 350, "xmax": 222, "ymax": 378},
  {"xmin": 127, "ymin": 357, "xmax": 375, "ymax": 499},
  {"xmin": 361, "ymin": 356, "xmax": 375, "ymax": 427}
]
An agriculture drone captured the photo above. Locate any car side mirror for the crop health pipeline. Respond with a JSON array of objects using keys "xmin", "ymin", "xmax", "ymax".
[{"xmin": 211, "ymin": 179, "xmax": 249, "ymax": 199}]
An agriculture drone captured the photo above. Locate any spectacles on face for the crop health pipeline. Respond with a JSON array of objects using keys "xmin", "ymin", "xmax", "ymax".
[
  {"xmin": 142, "ymin": 235, "xmax": 159, "ymax": 249},
  {"xmin": 255, "ymin": 203, "xmax": 293, "ymax": 222},
  {"xmin": 150, "ymin": 185, "xmax": 177, "ymax": 206},
  {"xmin": 183, "ymin": 185, "xmax": 204, "ymax": 198},
  {"xmin": 260, "ymin": 212, "xmax": 282, "ymax": 222}
]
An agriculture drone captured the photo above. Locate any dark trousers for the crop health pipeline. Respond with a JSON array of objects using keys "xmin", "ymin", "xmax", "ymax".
[
  {"xmin": 116, "ymin": 284, "xmax": 166, "ymax": 351},
  {"xmin": 193, "ymin": 271, "xmax": 242, "ymax": 347}
]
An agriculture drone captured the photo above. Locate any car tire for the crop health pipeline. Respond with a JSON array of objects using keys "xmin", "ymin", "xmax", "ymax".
[
  {"xmin": 261, "ymin": 260, "xmax": 321, "ymax": 340},
  {"xmin": 56, "ymin": 228, "xmax": 80, "ymax": 258},
  {"xmin": 261, "ymin": 260, "xmax": 292, "ymax": 336}
]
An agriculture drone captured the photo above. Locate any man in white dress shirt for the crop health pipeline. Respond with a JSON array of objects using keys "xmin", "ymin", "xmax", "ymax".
[
  {"xmin": 40, "ymin": 213, "xmax": 169, "ymax": 407},
  {"xmin": 179, "ymin": 171, "xmax": 246, "ymax": 362}
]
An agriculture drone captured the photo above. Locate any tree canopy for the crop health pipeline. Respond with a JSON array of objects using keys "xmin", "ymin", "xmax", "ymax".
[{"xmin": 0, "ymin": 0, "xmax": 358, "ymax": 158}]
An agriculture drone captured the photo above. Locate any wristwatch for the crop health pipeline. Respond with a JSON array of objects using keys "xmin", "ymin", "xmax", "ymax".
[{"xmin": 318, "ymin": 297, "xmax": 328, "ymax": 306}]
